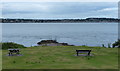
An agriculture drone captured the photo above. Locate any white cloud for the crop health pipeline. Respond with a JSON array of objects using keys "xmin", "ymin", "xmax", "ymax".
[
  {"xmin": 2, "ymin": 3, "xmax": 52, "ymax": 14},
  {"xmin": 2, "ymin": 2, "xmax": 118, "ymax": 19},
  {"xmin": 97, "ymin": 7, "xmax": 118, "ymax": 12}
]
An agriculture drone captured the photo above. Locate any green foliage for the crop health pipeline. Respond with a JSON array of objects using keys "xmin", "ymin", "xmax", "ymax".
[
  {"xmin": 2, "ymin": 42, "xmax": 26, "ymax": 50},
  {"xmin": 12, "ymin": 61, "xmax": 16, "ymax": 64},
  {"xmin": 112, "ymin": 39, "xmax": 120, "ymax": 48},
  {"xmin": 108, "ymin": 43, "xmax": 111, "ymax": 48},
  {"xmin": 102, "ymin": 44, "xmax": 105, "ymax": 47}
]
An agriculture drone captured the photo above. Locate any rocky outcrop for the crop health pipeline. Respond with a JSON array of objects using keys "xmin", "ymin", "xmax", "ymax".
[
  {"xmin": 37, "ymin": 40, "xmax": 74, "ymax": 46},
  {"xmin": 37, "ymin": 40, "xmax": 58, "ymax": 44}
]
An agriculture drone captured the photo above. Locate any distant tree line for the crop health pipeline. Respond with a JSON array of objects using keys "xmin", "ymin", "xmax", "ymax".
[{"xmin": 0, "ymin": 18, "xmax": 120, "ymax": 23}]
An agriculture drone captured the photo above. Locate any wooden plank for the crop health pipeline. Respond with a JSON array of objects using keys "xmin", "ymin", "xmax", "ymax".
[{"xmin": 76, "ymin": 50, "xmax": 91, "ymax": 56}]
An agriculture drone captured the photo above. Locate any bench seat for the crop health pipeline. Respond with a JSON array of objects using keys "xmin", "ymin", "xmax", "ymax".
[{"xmin": 76, "ymin": 50, "xmax": 91, "ymax": 56}]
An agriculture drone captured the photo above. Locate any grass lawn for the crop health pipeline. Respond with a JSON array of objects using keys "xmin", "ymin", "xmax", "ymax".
[
  {"xmin": 2, "ymin": 46, "xmax": 118, "ymax": 69},
  {"xmin": 0, "ymin": 50, "xmax": 2, "ymax": 70}
]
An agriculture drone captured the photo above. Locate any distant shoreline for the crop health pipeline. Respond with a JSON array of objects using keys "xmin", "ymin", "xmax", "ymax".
[{"xmin": 1, "ymin": 18, "xmax": 119, "ymax": 23}]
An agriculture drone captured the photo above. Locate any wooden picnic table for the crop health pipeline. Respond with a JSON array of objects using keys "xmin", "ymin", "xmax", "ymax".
[{"xmin": 8, "ymin": 49, "xmax": 20, "ymax": 56}]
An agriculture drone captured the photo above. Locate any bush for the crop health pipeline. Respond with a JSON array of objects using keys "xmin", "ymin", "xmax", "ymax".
[
  {"xmin": 2, "ymin": 42, "xmax": 26, "ymax": 50},
  {"xmin": 112, "ymin": 39, "xmax": 120, "ymax": 48}
]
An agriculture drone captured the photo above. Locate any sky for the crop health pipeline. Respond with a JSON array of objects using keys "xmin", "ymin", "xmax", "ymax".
[
  {"xmin": 1, "ymin": 2, "xmax": 118, "ymax": 19},
  {"xmin": 1, "ymin": 0, "xmax": 119, "ymax": 2}
]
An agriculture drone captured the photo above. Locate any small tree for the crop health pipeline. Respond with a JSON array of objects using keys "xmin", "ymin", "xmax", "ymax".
[
  {"xmin": 102, "ymin": 44, "xmax": 105, "ymax": 47},
  {"xmin": 108, "ymin": 43, "xmax": 111, "ymax": 48}
]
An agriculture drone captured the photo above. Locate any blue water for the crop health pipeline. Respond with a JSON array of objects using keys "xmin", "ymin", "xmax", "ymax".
[{"xmin": 2, "ymin": 23, "xmax": 118, "ymax": 47}]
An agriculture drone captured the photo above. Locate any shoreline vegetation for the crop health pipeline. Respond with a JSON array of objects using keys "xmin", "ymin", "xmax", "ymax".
[
  {"xmin": 1, "ymin": 39, "xmax": 120, "ymax": 49},
  {"xmin": 1, "ymin": 18, "xmax": 120, "ymax": 23}
]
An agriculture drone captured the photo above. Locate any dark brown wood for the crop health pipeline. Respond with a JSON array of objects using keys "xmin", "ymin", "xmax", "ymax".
[
  {"xmin": 76, "ymin": 50, "xmax": 91, "ymax": 56},
  {"xmin": 8, "ymin": 49, "xmax": 20, "ymax": 56}
]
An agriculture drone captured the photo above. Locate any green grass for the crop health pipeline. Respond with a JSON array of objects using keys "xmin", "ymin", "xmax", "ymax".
[
  {"xmin": 0, "ymin": 50, "xmax": 2, "ymax": 70},
  {"xmin": 2, "ymin": 46, "xmax": 118, "ymax": 69}
]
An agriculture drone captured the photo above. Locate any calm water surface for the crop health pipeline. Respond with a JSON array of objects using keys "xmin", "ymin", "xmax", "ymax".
[{"xmin": 2, "ymin": 23, "xmax": 118, "ymax": 47}]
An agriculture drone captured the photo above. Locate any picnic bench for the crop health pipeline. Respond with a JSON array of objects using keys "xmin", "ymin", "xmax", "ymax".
[
  {"xmin": 8, "ymin": 49, "xmax": 20, "ymax": 56},
  {"xmin": 76, "ymin": 50, "xmax": 91, "ymax": 56}
]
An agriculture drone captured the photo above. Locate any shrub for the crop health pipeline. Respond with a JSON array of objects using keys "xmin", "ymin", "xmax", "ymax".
[
  {"xmin": 2, "ymin": 42, "xmax": 26, "ymax": 50},
  {"xmin": 13, "ymin": 61, "xmax": 16, "ymax": 63},
  {"xmin": 112, "ymin": 39, "xmax": 120, "ymax": 48},
  {"xmin": 108, "ymin": 43, "xmax": 111, "ymax": 48}
]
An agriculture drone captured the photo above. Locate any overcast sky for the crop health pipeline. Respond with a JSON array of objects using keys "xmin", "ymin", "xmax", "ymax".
[
  {"xmin": 2, "ymin": 2, "xmax": 118, "ymax": 19},
  {"xmin": 1, "ymin": 0, "xmax": 119, "ymax": 2}
]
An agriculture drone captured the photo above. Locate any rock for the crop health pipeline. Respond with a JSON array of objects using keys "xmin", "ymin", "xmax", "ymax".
[
  {"xmin": 37, "ymin": 40, "xmax": 74, "ymax": 46},
  {"xmin": 37, "ymin": 40, "xmax": 58, "ymax": 45}
]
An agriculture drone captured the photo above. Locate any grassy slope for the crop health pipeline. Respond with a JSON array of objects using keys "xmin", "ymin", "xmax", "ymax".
[{"xmin": 2, "ymin": 46, "xmax": 118, "ymax": 69}]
